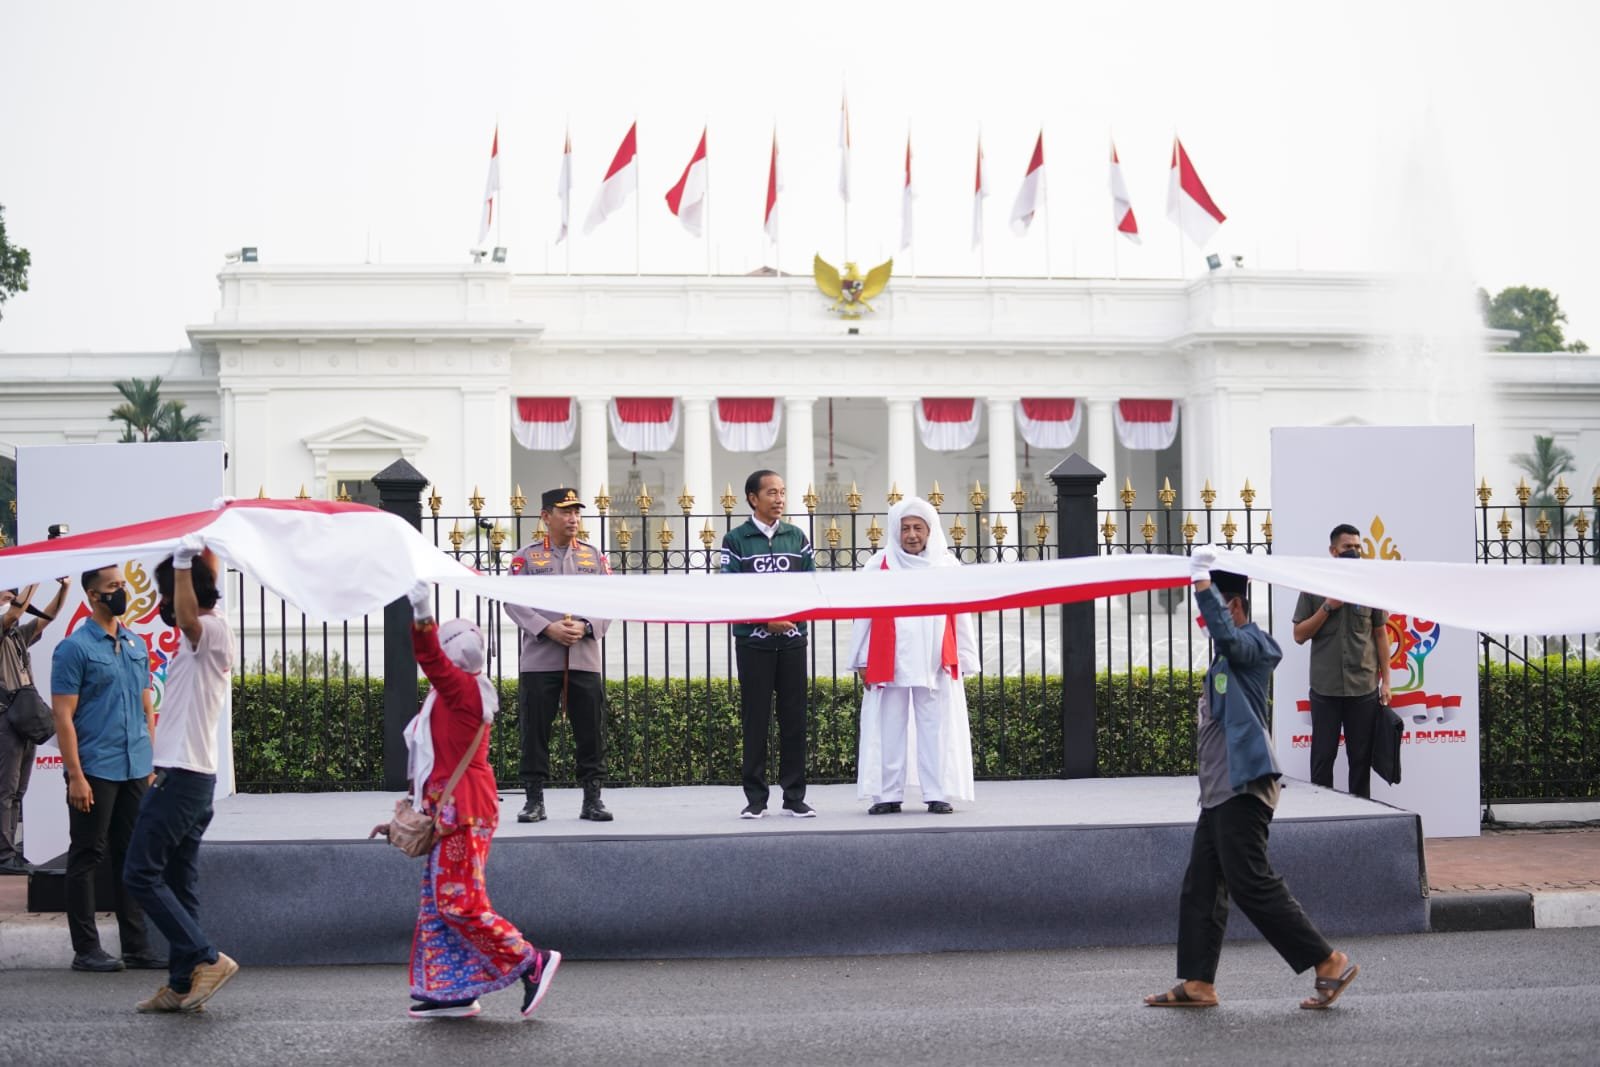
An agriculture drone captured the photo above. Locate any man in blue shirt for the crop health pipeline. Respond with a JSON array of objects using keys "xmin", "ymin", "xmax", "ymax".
[
  {"xmin": 1144, "ymin": 548, "xmax": 1359, "ymax": 1012},
  {"xmin": 51, "ymin": 564, "xmax": 161, "ymax": 974}
]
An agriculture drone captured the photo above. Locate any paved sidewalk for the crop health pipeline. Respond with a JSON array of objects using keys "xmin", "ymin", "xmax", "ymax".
[{"xmin": 1426, "ymin": 827, "xmax": 1600, "ymax": 894}]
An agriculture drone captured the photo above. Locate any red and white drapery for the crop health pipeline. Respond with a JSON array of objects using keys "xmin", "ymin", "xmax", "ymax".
[
  {"xmin": 916, "ymin": 398, "xmax": 981, "ymax": 451},
  {"xmin": 609, "ymin": 398, "xmax": 679, "ymax": 454},
  {"xmin": 1114, "ymin": 399, "xmax": 1180, "ymax": 451},
  {"xmin": 714, "ymin": 398, "xmax": 781, "ymax": 453},
  {"xmin": 1015, "ymin": 398, "xmax": 1081, "ymax": 450},
  {"xmin": 511, "ymin": 398, "xmax": 577, "ymax": 451}
]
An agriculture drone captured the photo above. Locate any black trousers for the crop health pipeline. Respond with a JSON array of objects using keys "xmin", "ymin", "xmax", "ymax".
[
  {"xmin": 518, "ymin": 670, "xmax": 607, "ymax": 788},
  {"xmin": 1309, "ymin": 689, "xmax": 1380, "ymax": 798},
  {"xmin": 1177, "ymin": 794, "xmax": 1332, "ymax": 983},
  {"xmin": 66, "ymin": 774, "xmax": 152, "ymax": 957},
  {"xmin": 735, "ymin": 643, "xmax": 808, "ymax": 807}
]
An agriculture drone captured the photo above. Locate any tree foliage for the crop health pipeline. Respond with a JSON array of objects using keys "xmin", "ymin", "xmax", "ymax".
[
  {"xmin": 1479, "ymin": 285, "xmax": 1589, "ymax": 353},
  {"xmin": 108, "ymin": 376, "xmax": 212, "ymax": 442},
  {"xmin": 0, "ymin": 204, "xmax": 29, "ymax": 321}
]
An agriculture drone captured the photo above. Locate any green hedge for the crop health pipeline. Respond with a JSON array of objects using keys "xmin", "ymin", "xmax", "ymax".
[{"xmin": 229, "ymin": 660, "xmax": 1598, "ymax": 800}]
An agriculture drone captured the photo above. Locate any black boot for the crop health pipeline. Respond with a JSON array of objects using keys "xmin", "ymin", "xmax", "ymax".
[
  {"xmin": 517, "ymin": 787, "xmax": 546, "ymax": 823},
  {"xmin": 579, "ymin": 781, "xmax": 613, "ymax": 822}
]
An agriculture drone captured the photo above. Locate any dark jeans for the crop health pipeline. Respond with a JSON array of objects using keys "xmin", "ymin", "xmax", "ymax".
[
  {"xmin": 518, "ymin": 670, "xmax": 607, "ymax": 788},
  {"xmin": 1177, "ymin": 794, "xmax": 1332, "ymax": 983},
  {"xmin": 66, "ymin": 774, "xmax": 151, "ymax": 958},
  {"xmin": 1309, "ymin": 689, "xmax": 1380, "ymax": 798},
  {"xmin": 735, "ymin": 643, "xmax": 808, "ymax": 808},
  {"xmin": 123, "ymin": 768, "xmax": 218, "ymax": 993},
  {"xmin": 0, "ymin": 718, "xmax": 35, "ymax": 866}
]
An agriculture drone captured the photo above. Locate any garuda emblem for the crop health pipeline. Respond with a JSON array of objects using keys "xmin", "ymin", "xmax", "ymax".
[{"xmin": 814, "ymin": 254, "xmax": 892, "ymax": 319}]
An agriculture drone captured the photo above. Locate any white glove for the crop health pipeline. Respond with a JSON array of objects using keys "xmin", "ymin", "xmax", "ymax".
[
  {"xmin": 173, "ymin": 533, "xmax": 206, "ymax": 570},
  {"xmin": 406, "ymin": 581, "xmax": 434, "ymax": 623},
  {"xmin": 212, "ymin": 496, "xmax": 236, "ymax": 510},
  {"xmin": 1190, "ymin": 544, "xmax": 1218, "ymax": 583}
]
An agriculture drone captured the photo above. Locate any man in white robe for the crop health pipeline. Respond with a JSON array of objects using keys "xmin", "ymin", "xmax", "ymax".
[{"xmin": 848, "ymin": 497, "xmax": 979, "ymax": 814}]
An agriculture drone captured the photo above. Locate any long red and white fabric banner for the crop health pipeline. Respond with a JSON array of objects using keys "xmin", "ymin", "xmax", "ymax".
[
  {"xmin": 1016, "ymin": 398, "xmax": 1081, "ymax": 450},
  {"xmin": 5, "ymin": 501, "xmax": 1599, "ymax": 635},
  {"xmin": 714, "ymin": 398, "xmax": 780, "ymax": 453},
  {"xmin": 609, "ymin": 397, "xmax": 678, "ymax": 453},
  {"xmin": 1114, "ymin": 399, "xmax": 1179, "ymax": 451},
  {"xmin": 917, "ymin": 398, "xmax": 980, "ymax": 451},
  {"xmin": 512, "ymin": 397, "xmax": 576, "ymax": 451}
]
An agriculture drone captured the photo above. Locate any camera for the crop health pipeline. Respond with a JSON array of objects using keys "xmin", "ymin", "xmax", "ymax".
[{"xmin": 47, "ymin": 523, "xmax": 70, "ymax": 540}]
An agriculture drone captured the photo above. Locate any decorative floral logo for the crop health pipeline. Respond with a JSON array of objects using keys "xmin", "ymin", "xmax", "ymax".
[
  {"xmin": 1362, "ymin": 516, "xmax": 1461, "ymax": 726},
  {"xmin": 61, "ymin": 558, "xmax": 181, "ymax": 713}
]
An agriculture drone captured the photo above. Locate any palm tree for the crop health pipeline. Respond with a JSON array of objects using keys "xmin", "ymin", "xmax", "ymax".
[
  {"xmin": 1511, "ymin": 434, "xmax": 1578, "ymax": 531},
  {"xmin": 108, "ymin": 377, "xmax": 167, "ymax": 441},
  {"xmin": 155, "ymin": 399, "xmax": 210, "ymax": 442}
]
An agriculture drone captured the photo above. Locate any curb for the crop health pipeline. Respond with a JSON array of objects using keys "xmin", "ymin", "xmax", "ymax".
[{"xmin": 1429, "ymin": 889, "xmax": 1600, "ymax": 933}]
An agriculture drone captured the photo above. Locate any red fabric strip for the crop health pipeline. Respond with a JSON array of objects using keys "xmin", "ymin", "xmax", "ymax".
[
  {"xmin": 863, "ymin": 557, "xmax": 960, "ymax": 685},
  {"xmin": 1020, "ymin": 398, "xmax": 1076, "ymax": 421},
  {"xmin": 1117, "ymin": 399, "xmax": 1174, "ymax": 423},
  {"xmin": 921, "ymin": 398, "xmax": 976, "ymax": 423},
  {"xmin": 613, "ymin": 397, "xmax": 675, "ymax": 423},
  {"xmin": 716, "ymin": 398, "xmax": 775, "ymax": 423},
  {"xmin": 0, "ymin": 499, "xmax": 369, "ymax": 558},
  {"xmin": 515, "ymin": 397, "xmax": 572, "ymax": 422}
]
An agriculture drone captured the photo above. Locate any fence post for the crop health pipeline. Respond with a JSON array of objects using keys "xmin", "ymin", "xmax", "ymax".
[
  {"xmin": 373, "ymin": 458, "xmax": 429, "ymax": 791},
  {"xmin": 1048, "ymin": 453, "xmax": 1106, "ymax": 778}
]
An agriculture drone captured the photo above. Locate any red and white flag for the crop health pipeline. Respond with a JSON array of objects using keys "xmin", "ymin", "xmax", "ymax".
[
  {"xmin": 555, "ymin": 129, "xmax": 572, "ymax": 244},
  {"xmin": 1109, "ymin": 140, "xmax": 1140, "ymax": 245},
  {"xmin": 1010, "ymin": 131, "xmax": 1045, "ymax": 236},
  {"xmin": 900, "ymin": 133, "xmax": 914, "ymax": 252},
  {"xmin": 1166, "ymin": 137, "xmax": 1226, "ymax": 247},
  {"xmin": 763, "ymin": 130, "xmax": 782, "ymax": 243},
  {"xmin": 477, "ymin": 125, "xmax": 501, "ymax": 247},
  {"xmin": 972, "ymin": 135, "xmax": 990, "ymax": 250},
  {"xmin": 665, "ymin": 128, "xmax": 708, "ymax": 237},
  {"xmin": 583, "ymin": 122, "xmax": 638, "ymax": 235},
  {"xmin": 838, "ymin": 93, "xmax": 851, "ymax": 203}
]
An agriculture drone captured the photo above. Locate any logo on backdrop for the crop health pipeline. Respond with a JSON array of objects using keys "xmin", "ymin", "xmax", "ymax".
[
  {"xmin": 1296, "ymin": 515, "xmax": 1465, "ymax": 736},
  {"xmin": 62, "ymin": 558, "xmax": 178, "ymax": 713}
]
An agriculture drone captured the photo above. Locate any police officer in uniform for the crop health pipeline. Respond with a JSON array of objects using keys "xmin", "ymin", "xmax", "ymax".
[{"xmin": 503, "ymin": 488, "xmax": 614, "ymax": 822}]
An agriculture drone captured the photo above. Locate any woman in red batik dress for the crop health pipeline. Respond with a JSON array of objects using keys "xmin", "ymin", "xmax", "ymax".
[{"xmin": 398, "ymin": 581, "xmax": 561, "ymax": 1019}]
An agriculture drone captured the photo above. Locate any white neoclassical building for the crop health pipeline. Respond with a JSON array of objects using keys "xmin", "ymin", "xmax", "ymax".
[{"xmin": 4, "ymin": 263, "xmax": 1598, "ymax": 524}]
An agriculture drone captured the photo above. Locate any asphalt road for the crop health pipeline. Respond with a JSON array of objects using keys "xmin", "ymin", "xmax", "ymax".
[{"xmin": 2, "ymin": 929, "xmax": 1596, "ymax": 1066}]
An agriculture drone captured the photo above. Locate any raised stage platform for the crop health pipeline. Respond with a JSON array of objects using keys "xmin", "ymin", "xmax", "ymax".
[{"xmin": 35, "ymin": 779, "xmax": 1430, "ymax": 965}]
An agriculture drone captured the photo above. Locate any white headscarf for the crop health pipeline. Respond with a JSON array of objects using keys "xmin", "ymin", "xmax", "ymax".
[
  {"xmin": 884, "ymin": 496, "xmax": 959, "ymax": 570},
  {"xmin": 404, "ymin": 618, "xmax": 499, "ymax": 810}
]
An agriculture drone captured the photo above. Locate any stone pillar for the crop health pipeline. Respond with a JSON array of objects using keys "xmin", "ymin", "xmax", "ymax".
[
  {"xmin": 1086, "ymin": 398, "xmax": 1118, "ymax": 509},
  {"xmin": 885, "ymin": 397, "xmax": 917, "ymax": 504},
  {"xmin": 682, "ymin": 396, "xmax": 714, "ymax": 518},
  {"xmin": 1049, "ymin": 453, "xmax": 1106, "ymax": 779},
  {"xmin": 784, "ymin": 396, "xmax": 816, "ymax": 516},
  {"xmin": 986, "ymin": 397, "xmax": 1019, "ymax": 532},
  {"xmin": 373, "ymin": 458, "xmax": 429, "ymax": 792},
  {"xmin": 578, "ymin": 396, "xmax": 610, "ymax": 506}
]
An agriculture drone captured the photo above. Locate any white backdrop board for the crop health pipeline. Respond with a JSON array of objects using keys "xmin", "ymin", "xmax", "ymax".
[
  {"xmin": 1269, "ymin": 426, "xmax": 1479, "ymax": 838},
  {"xmin": 18, "ymin": 442, "xmax": 230, "ymax": 865}
]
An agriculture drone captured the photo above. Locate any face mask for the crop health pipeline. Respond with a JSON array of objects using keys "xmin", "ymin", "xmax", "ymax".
[
  {"xmin": 99, "ymin": 588, "xmax": 129, "ymax": 617},
  {"xmin": 159, "ymin": 600, "xmax": 176, "ymax": 627},
  {"xmin": 1337, "ymin": 548, "xmax": 1361, "ymax": 560}
]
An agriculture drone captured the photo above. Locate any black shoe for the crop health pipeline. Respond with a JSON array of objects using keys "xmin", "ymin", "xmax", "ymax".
[
  {"xmin": 0, "ymin": 859, "xmax": 31, "ymax": 876},
  {"xmin": 520, "ymin": 949, "xmax": 563, "ymax": 1017},
  {"xmin": 867, "ymin": 802, "xmax": 902, "ymax": 815},
  {"xmin": 517, "ymin": 790, "xmax": 546, "ymax": 823},
  {"xmin": 579, "ymin": 782, "xmax": 613, "ymax": 822},
  {"xmin": 71, "ymin": 948, "xmax": 125, "ymax": 973},
  {"xmin": 782, "ymin": 800, "xmax": 817, "ymax": 818},
  {"xmin": 927, "ymin": 801, "xmax": 954, "ymax": 815},
  {"xmin": 407, "ymin": 997, "xmax": 482, "ymax": 1019},
  {"xmin": 739, "ymin": 803, "xmax": 766, "ymax": 820},
  {"xmin": 122, "ymin": 953, "xmax": 169, "ymax": 970}
]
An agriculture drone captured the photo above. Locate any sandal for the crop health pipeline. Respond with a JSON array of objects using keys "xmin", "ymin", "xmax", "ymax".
[
  {"xmin": 1300, "ymin": 963, "xmax": 1359, "ymax": 1010},
  {"xmin": 1145, "ymin": 983, "xmax": 1218, "ymax": 1008}
]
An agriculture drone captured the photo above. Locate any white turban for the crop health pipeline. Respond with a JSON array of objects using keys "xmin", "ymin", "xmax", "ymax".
[{"xmin": 885, "ymin": 497, "xmax": 958, "ymax": 570}]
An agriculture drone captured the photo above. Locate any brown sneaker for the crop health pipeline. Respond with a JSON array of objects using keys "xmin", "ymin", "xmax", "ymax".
[
  {"xmin": 137, "ymin": 985, "xmax": 203, "ymax": 1014},
  {"xmin": 178, "ymin": 953, "xmax": 239, "ymax": 1011}
]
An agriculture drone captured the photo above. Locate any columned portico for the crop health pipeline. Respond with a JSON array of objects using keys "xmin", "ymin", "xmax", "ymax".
[
  {"xmin": 784, "ymin": 396, "xmax": 817, "ymax": 504},
  {"xmin": 1086, "ymin": 398, "xmax": 1118, "ymax": 510},
  {"xmin": 578, "ymin": 395, "xmax": 609, "ymax": 505},
  {"xmin": 986, "ymin": 397, "xmax": 1019, "ymax": 524},
  {"xmin": 885, "ymin": 397, "xmax": 917, "ymax": 501},
  {"xmin": 682, "ymin": 395, "xmax": 714, "ymax": 516}
]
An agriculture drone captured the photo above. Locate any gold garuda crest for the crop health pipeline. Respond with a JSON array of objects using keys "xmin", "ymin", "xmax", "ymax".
[{"xmin": 813, "ymin": 254, "xmax": 892, "ymax": 319}]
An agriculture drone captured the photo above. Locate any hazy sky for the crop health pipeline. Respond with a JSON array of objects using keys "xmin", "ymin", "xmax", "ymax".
[{"xmin": 1, "ymin": 0, "xmax": 1595, "ymax": 352}]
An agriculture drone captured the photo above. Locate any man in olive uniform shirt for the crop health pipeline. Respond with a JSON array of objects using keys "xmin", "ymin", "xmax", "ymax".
[
  {"xmin": 504, "ymin": 488, "xmax": 614, "ymax": 822},
  {"xmin": 1292, "ymin": 523, "xmax": 1391, "ymax": 798}
]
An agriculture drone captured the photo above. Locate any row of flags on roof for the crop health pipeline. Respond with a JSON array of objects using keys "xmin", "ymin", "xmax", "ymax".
[{"xmin": 475, "ymin": 98, "xmax": 1228, "ymax": 258}]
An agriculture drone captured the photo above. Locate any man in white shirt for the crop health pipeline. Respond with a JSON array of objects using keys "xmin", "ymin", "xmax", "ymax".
[{"xmin": 122, "ymin": 535, "xmax": 240, "ymax": 1014}]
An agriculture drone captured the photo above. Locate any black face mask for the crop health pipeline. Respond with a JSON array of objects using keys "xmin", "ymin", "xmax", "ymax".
[
  {"xmin": 159, "ymin": 599, "xmax": 176, "ymax": 628},
  {"xmin": 98, "ymin": 588, "xmax": 129, "ymax": 617},
  {"xmin": 1337, "ymin": 548, "xmax": 1361, "ymax": 560}
]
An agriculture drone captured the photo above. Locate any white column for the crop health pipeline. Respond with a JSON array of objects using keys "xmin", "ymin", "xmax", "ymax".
[
  {"xmin": 682, "ymin": 395, "xmax": 713, "ymax": 518},
  {"xmin": 784, "ymin": 396, "xmax": 817, "ymax": 516},
  {"xmin": 578, "ymin": 395, "xmax": 610, "ymax": 506},
  {"xmin": 885, "ymin": 397, "xmax": 917, "ymax": 504},
  {"xmin": 1087, "ymin": 397, "xmax": 1117, "ymax": 510},
  {"xmin": 986, "ymin": 397, "xmax": 1019, "ymax": 527}
]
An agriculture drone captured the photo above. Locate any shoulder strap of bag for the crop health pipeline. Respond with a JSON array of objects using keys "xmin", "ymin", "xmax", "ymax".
[{"xmin": 435, "ymin": 721, "xmax": 488, "ymax": 817}]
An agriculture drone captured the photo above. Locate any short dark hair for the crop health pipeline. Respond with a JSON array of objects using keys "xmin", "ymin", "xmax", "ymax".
[
  {"xmin": 744, "ymin": 469, "xmax": 780, "ymax": 504},
  {"xmin": 154, "ymin": 556, "xmax": 221, "ymax": 612},
  {"xmin": 81, "ymin": 565, "xmax": 116, "ymax": 592},
  {"xmin": 1329, "ymin": 523, "xmax": 1360, "ymax": 544}
]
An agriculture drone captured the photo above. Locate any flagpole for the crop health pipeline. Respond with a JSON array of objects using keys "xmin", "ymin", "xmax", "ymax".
[
  {"xmin": 494, "ymin": 114, "xmax": 503, "ymax": 254},
  {"xmin": 565, "ymin": 118, "xmax": 572, "ymax": 277},
  {"xmin": 908, "ymin": 122, "xmax": 916, "ymax": 282},
  {"xmin": 1042, "ymin": 128, "xmax": 1053, "ymax": 281},
  {"xmin": 704, "ymin": 123, "xmax": 712, "ymax": 278},
  {"xmin": 978, "ymin": 127, "xmax": 987, "ymax": 281},
  {"xmin": 634, "ymin": 117, "xmax": 641, "ymax": 277}
]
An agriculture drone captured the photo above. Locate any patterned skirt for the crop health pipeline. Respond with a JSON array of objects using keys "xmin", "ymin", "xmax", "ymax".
[{"xmin": 409, "ymin": 826, "xmax": 538, "ymax": 1000}]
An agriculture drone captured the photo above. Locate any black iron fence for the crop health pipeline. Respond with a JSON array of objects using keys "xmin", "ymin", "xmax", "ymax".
[{"xmin": 227, "ymin": 467, "xmax": 1598, "ymax": 802}]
